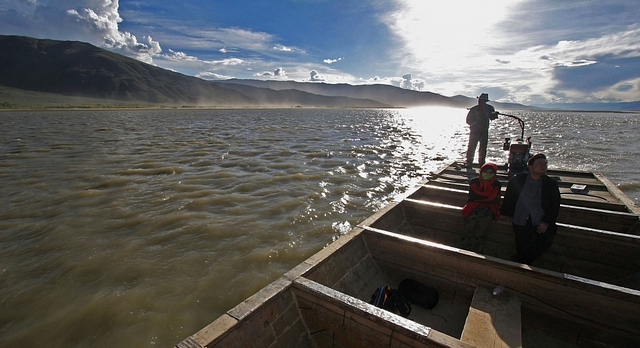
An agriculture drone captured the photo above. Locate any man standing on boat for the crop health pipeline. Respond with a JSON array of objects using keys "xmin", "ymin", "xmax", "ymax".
[
  {"xmin": 465, "ymin": 93, "xmax": 498, "ymax": 172},
  {"xmin": 499, "ymin": 154, "xmax": 561, "ymax": 265}
]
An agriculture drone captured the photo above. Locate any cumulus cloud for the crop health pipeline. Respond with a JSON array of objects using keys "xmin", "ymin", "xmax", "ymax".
[
  {"xmin": 254, "ymin": 67, "xmax": 287, "ymax": 78},
  {"xmin": 66, "ymin": 2, "xmax": 167, "ymax": 63},
  {"xmin": 400, "ymin": 73, "xmax": 413, "ymax": 89},
  {"xmin": 396, "ymin": 73, "xmax": 426, "ymax": 91},
  {"xmin": 0, "ymin": 0, "xmax": 191, "ymax": 65},
  {"xmin": 310, "ymin": 70, "xmax": 325, "ymax": 81}
]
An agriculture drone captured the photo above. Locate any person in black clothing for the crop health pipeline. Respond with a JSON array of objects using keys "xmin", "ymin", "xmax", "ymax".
[
  {"xmin": 466, "ymin": 93, "xmax": 498, "ymax": 171},
  {"xmin": 499, "ymin": 154, "xmax": 561, "ymax": 265}
]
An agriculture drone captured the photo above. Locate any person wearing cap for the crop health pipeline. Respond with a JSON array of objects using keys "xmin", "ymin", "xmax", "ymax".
[
  {"xmin": 465, "ymin": 93, "xmax": 498, "ymax": 171},
  {"xmin": 460, "ymin": 162, "xmax": 501, "ymax": 254},
  {"xmin": 499, "ymin": 154, "xmax": 561, "ymax": 265}
]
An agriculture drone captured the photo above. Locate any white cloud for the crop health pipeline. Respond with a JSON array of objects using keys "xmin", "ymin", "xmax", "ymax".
[
  {"xmin": 196, "ymin": 71, "xmax": 235, "ymax": 80},
  {"xmin": 255, "ymin": 67, "xmax": 287, "ymax": 78},
  {"xmin": 274, "ymin": 45, "xmax": 292, "ymax": 52},
  {"xmin": 383, "ymin": 1, "xmax": 640, "ymax": 103},
  {"xmin": 310, "ymin": 70, "xmax": 324, "ymax": 81},
  {"xmin": 324, "ymin": 57, "xmax": 343, "ymax": 64},
  {"xmin": 392, "ymin": 73, "xmax": 426, "ymax": 91},
  {"xmin": 595, "ymin": 77, "xmax": 640, "ymax": 101},
  {"xmin": 63, "ymin": 1, "xmax": 165, "ymax": 63},
  {"xmin": 209, "ymin": 58, "xmax": 246, "ymax": 66},
  {"xmin": 0, "ymin": 0, "xmax": 164, "ymax": 64},
  {"xmin": 162, "ymin": 49, "xmax": 199, "ymax": 62}
]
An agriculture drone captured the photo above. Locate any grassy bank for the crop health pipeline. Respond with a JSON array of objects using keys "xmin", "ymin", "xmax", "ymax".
[{"xmin": 0, "ymin": 86, "xmax": 163, "ymax": 110}]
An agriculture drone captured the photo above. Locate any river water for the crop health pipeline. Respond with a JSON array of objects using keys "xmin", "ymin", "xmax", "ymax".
[{"xmin": 1, "ymin": 107, "xmax": 638, "ymax": 347}]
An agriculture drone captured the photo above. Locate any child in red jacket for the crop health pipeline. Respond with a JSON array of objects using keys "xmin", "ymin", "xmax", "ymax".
[{"xmin": 460, "ymin": 162, "xmax": 501, "ymax": 253}]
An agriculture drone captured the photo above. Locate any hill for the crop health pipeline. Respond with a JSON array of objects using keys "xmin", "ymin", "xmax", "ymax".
[
  {"xmin": 0, "ymin": 35, "xmax": 386, "ymax": 108},
  {"xmin": 0, "ymin": 35, "xmax": 530, "ymax": 109},
  {"xmin": 217, "ymin": 79, "xmax": 532, "ymax": 110}
]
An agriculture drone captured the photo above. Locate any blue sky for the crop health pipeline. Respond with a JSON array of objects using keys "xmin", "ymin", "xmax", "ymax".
[{"xmin": 1, "ymin": 0, "xmax": 640, "ymax": 105}]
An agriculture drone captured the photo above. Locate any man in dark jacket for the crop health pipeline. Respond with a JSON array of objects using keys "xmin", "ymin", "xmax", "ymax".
[
  {"xmin": 499, "ymin": 154, "xmax": 561, "ymax": 265},
  {"xmin": 466, "ymin": 93, "xmax": 498, "ymax": 171}
]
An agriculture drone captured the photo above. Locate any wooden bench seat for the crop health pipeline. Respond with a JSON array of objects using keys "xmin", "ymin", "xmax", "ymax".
[{"xmin": 461, "ymin": 286, "xmax": 522, "ymax": 348}]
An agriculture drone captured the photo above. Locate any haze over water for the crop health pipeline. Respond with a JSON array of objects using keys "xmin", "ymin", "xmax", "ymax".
[{"xmin": 1, "ymin": 107, "xmax": 638, "ymax": 347}]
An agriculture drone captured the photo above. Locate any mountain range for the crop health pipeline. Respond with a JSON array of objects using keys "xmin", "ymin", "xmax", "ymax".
[
  {"xmin": 0, "ymin": 35, "xmax": 516, "ymax": 109},
  {"xmin": 2, "ymin": 35, "xmax": 637, "ymax": 111}
]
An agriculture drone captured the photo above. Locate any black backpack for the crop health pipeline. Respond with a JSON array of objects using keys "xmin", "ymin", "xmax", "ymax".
[
  {"xmin": 369, "ymin": 285, "xmax": 412, "ymax": 317},
  {"xmin": 398, "ymin": 279, "xmax": 439, "ymax": 309}
]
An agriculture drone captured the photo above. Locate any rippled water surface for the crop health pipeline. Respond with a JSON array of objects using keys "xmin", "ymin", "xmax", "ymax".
[{"xmin": 1, "ymin": 108, "xmax": 638, "ymax": 347}]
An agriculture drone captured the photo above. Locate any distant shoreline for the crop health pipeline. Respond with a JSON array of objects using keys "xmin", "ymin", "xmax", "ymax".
[
  {"xmin": 0, "ymin": 105, "xmax": 403, "ymax": 112},
  {"xmin": 2, "ymin": 105, "xmax": 638, "ymax": 113}
]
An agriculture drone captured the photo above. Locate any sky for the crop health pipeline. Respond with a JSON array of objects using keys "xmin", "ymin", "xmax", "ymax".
[{"xmin": 1, "ymin": 0, "xmax": 640, "ymax": 105}]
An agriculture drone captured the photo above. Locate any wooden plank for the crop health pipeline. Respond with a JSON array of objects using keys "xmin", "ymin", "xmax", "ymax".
[{"xmin": 461, "ymin": 286, "xmax": 522, "ymax": 348}]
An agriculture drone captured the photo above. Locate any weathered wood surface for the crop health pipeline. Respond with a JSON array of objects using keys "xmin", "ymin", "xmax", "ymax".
[{"xmin": 460, "ymin": 286, "xmax": 522, "ymax": 348}]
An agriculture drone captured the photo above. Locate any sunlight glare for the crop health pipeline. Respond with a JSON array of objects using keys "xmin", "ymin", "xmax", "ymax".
[
  {"xmin": 388, "ymin": 0, "xmax": 518, "ymax": 71},
  {"xmin": 396, "ymin": 106, "xmax": 469, "ymax": 162}
]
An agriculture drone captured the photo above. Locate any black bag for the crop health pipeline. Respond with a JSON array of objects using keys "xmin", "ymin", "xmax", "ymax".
[
  {"xmin": 369, "ymin": 285, "xmax": 389, "ymax": 307},
  {"xmin": 369, "ymin": 285, "xmax": 412, "ymax": 317},
  {"xmin": 387, "ymin": 289, "xmax": 412, "ymax": 317},
  {"xmin": 398, "ymin": 279, "xmax": 439, "ymax": 309}
]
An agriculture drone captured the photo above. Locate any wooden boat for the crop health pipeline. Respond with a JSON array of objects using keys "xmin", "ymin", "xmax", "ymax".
[
  {"xmin": 397, "ymin": 161, "xmax": 640, "ymax": 289},
  {"xmin": 176, "ymin": 161, "xmax": 640, "ymax": 348}
]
